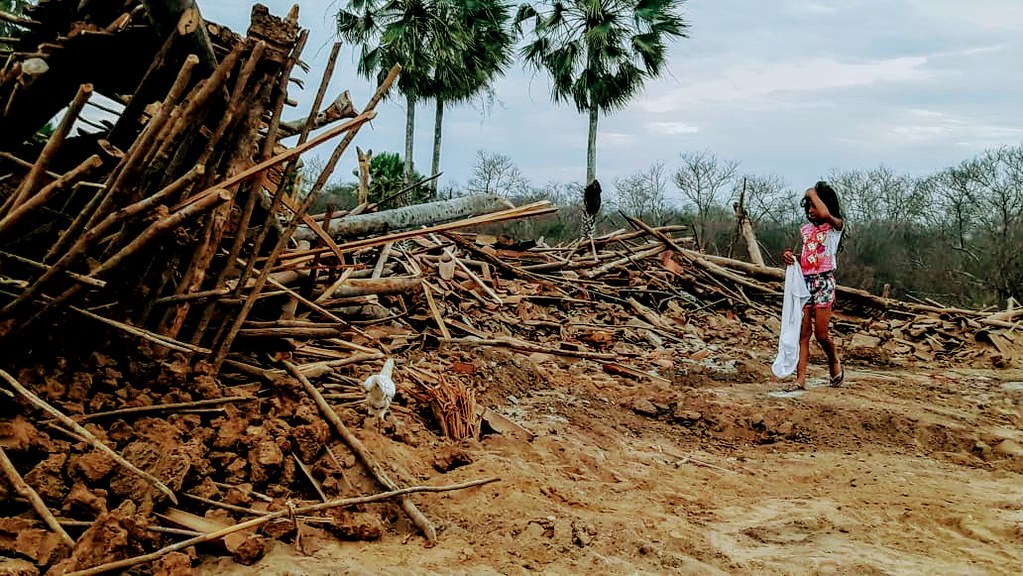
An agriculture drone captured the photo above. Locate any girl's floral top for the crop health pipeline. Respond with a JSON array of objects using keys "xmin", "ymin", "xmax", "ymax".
[{"xmin": 799, "ymin": 222, "xmax": 842, "ymax": 275}]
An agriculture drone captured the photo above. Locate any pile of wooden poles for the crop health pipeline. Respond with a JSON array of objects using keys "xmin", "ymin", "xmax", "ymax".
[{"xmin": 0, "ymin": 0, "xmax": 380, "ymax": 367}]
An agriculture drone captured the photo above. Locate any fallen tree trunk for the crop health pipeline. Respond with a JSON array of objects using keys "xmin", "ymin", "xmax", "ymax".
[{"xmin": 295, "ymin": 194, "xmax": 513, "ymax": 242}]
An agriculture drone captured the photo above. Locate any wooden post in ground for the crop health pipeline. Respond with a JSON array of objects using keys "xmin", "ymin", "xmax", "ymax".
[{"xmin": 733, "ymin": 179, "xmax": 765, "ymax": 267}]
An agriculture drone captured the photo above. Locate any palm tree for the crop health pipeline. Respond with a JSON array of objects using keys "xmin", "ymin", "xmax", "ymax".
[
  {"xmin": 338, "ymin": 0, "xmax": 444, "ymax": 188},
  {"xmin": 425, "ymin": 0, "xmax": 515, "ymax": 195},
  {"xmin": 515, "ymin": 0, "xmax": 689, "ymax": 184},
  {"xmin": 1, "ymin": 0, "xmax": 33, "ymax": 38}
]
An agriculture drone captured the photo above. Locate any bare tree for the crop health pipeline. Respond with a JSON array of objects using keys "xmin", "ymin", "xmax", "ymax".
[
  {"xmin": 827, "ymin": 165, "xmax": 925, "ymax": 226},
  {"xmin": 673, "ymin": 151, "xmax": 738, "ymax": 249},
  {"xmin": 613, "ymin": 162, "xmax": 671, "ymax": 225},
  {"xmin": 467, "ymin": 150, "xmax": 531, "ymax": 197},
  {"xmin": 968, "ymin": 146, "xmax": 1023, "ymax": 300},
  {"xmin": 731, "ymin": 173, "xmax": 792, "ymax": 225},
  {"xmin": 921, "ymin": 168, "xmax": 979, "ymax": 252}
]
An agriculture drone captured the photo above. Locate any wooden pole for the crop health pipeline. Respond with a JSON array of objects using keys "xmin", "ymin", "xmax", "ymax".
[
  {"xmin": 209, "ymin": 69, "xmax": 398, "ymax": 368},
  {"xmin": 3, "ymin": 166, "xmax": 203, "ymax": 317},
  {"xmin": 733, "ymin": 180, "xmax": 765, "ymax": 266},
  {"xmin": 1, "ymin": 83, "xmax": 92, "ymax": 215},
  {"xmin": 0, "ymin": 154, "xmax": 104, "ymax": 236},
  {"xmin": 283, "ymin": 361, "xmax": 438, "ymax": 543},
  {"xmin": 0, "ymin": 446, "xmax": 75, "ymax": 548},
  {"xmin": 64, "ymin": 477, "xmax": 496, "ymax": 576}
]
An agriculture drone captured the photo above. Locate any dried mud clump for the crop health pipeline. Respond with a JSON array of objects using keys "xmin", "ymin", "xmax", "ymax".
[
  {"xmin": 49, "ymin": 501, "xmax": 159, "ymax": 574},
  {"xmin": 0, "ymin": 519, "xmax": 70, "ymax": 567},
  {"xmin": 0, "ymin": 556, "xmax": 40, "ymax": 576},
  {"xmin": 153, "ymin": 551, "xmax": 195, "ymax": 576}
]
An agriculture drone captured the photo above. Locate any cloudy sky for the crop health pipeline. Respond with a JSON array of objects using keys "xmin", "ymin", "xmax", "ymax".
[{"xmin": 202, "ymin": 0, "xmax": 1023, "ymax": 199}]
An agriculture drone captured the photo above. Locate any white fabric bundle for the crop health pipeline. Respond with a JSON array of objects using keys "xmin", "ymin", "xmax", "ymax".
[{"xmin": 772, "ymin": 264, "xmax": 810, "ymax": 378}]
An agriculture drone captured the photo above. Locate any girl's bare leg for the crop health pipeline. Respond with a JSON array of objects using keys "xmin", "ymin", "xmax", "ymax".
[
  {"xmin": 812, "ymin": 306, "xmax": 842, "ymax": 378},
  {"xmin": 795, "ymin": 307, "xmax": 813, "ymax": 388}
]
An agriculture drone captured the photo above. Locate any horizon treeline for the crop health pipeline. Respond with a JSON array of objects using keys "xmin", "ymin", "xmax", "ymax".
[{"xmin": 311, "ymin": 144, "xmax": 1023, "ymax": 310}]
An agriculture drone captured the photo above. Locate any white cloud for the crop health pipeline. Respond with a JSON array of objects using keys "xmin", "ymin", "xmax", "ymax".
[
  {"xmin": 600, "ymin": 132, "xmax": 639, "ymax": 149},
  {"xmin": 906, "ymin": 0, "xmax": 1023, "ymax": 30},
  {"xmin": 196, "ymin": 0, "xmax": 1023, "ymax": 192},
  {"xmin": 647, "ymin": 122, "xmax": 700, "ymax": 135},
  {"xmin": 639, "ymin": 56, "xmax": 932, "ymax": 113}
]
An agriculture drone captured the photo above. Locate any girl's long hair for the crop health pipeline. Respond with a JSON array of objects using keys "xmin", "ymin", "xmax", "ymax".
[
  {"xmin": 814, "ymin": 180, "xmax": 843, "ymax": 220},
  {"xmin": 814, "ymin": 180, "xmax": 846, "ymax": 251}
]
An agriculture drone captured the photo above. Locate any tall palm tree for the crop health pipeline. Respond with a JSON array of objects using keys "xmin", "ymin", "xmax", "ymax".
[
  {"xmin": 338, "ymin": 0, "xmax": 452, "ymax": 187},
  {"xmin": 515, "ymin": 0, "xmax": 689, "ymax": 184},
  {"xmin": 425, "ymin": 0, "xmax": 515, "ymax": 195},
  {"xmin": 0, "ymin": 0, "xmax": 33, "ymax": 38}
]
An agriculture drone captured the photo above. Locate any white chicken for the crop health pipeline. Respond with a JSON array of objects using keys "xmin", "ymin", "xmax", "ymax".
[{"xmin": 362, "ymin": 358, "xmax": 396, "ymax": 423}]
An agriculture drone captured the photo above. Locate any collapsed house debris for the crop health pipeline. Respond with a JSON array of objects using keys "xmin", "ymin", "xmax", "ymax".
[{"xmin": 1, "ymin": 0, "xmax": 1021, "ymax": 574}]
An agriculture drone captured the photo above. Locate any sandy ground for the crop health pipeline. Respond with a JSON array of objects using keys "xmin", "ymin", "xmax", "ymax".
[{"xmin": 192, "ymin": 343, "xmax": 1023, "ymax": 576}]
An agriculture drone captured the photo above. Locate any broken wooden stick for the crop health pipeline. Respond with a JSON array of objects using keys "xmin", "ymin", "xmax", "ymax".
[
  {"xmin": 0, "ymin": 154, "xmax": 104, "ymax": 236},
  {"xmin": 65, "ymin": 476, "xmax": 497, "ymax": 576},
  {"xmin": 438, "ymin": 336, "xmax": 617, "ymax": 360},
  {"xmin": 0, "ymin": 369, "xmax": 178, "ymax": 504},
  {"xmin": 0, "ymin": 445, "xmax": 76, "ymax": 548},
  {"xmin": 283, "ymin": 361, "xmax": 438, "ymax": 543},
  {"xmin": 74, "ymin": 396, "xmax": 254, "ymax": 422},
  {"xmin": 2, "ymin": 83, "xmax": 92, "ymax": 215}
]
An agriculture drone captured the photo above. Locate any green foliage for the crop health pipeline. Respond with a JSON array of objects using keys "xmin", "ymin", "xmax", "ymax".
[
  {"xmin": 515, "ymin": 0, "xmax": 689, "ymax": 114},
  {"xmin": 427, "ymin": 0, "xmax": 515, "ymax": 105},
  {"xmin": 308, "ymin": 151, "xmax": 432, "ymax": 214},
  {"xmin": 515, "ymin": 0, "xmax": 689, "ymax": 181},
  {"xmin": 364, "ymin": 151, "xmax": 432, "ymax": 208},
  {"xmin": 0, "ymin": 0, "xmax": 33, "ymax": 38}
]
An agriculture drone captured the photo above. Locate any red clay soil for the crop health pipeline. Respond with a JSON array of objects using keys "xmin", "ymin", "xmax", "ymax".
[{"xmin": 195, "ymin": 344, "xmax": 1023, "ymax": 575}]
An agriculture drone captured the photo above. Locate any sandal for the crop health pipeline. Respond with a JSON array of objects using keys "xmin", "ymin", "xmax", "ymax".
[{"xmin": 829, "ymin": 370, "xmax": 845, "ymax": 387}]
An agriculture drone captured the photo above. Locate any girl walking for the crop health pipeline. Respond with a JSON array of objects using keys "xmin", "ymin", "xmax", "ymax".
[{"xmin": 782, "ymin": 181, "xmax": 845, "ymax": 389}]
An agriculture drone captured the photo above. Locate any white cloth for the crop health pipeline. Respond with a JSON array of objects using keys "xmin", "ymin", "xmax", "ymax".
[{"xmin": 772, "ymin": 264, "xmax": 811, "ymax": 378}]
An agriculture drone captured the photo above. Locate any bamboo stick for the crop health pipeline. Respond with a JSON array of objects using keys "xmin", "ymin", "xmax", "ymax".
[
  {"xmin": 293, "ymin": 453, "xmax": 327, "ymax": 502},
  {"xmin": 421, "ymin": 280, "xmax": 451, "ymax": 339},
  {"xmin": 237, "ymin": 327, "xmax": 341, "ymax": 338},
  {"xmin": 69, "ymin": 306, "xmax": 211, "ymax": 355},
  {"xmin": 0, "ymin": 370, "xmax": 178, "ymax": 504},
  {"xmin": 0, "ymin": 250, "xmax": 105, "ymax": 287}
]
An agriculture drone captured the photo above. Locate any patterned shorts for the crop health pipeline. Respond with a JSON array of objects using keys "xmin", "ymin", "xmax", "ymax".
[{"xmin": 804, "ymin": 271, "xmax": 836, "ymax": 309}]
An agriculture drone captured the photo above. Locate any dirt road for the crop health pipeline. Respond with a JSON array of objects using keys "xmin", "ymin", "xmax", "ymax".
[{"xmin": 196, "ymin": 346, "xmax": 1023, "ymax": 576}]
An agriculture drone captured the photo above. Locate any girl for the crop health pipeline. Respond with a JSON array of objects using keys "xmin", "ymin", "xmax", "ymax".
[{"xmin": 782, "ymin": 181, "xmax": 845, "ymax": 389}]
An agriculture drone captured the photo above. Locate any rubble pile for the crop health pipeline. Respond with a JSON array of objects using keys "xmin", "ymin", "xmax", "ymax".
[{"xmin": 0, "ymin": 1, "xmax": 1019, "ymax": 574}]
